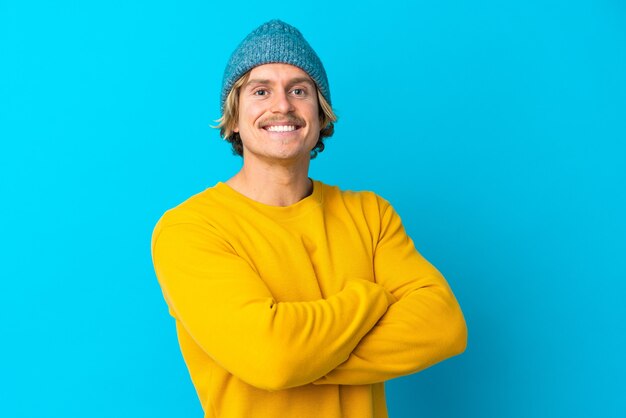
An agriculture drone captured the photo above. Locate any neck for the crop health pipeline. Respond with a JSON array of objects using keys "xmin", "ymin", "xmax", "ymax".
[{"xmin": 226, "ymin": 159, "xmax": 313, "ymax": 207}]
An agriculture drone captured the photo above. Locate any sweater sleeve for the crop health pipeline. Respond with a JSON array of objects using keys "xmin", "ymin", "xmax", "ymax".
[
  {"xmin": 314, "ymin": 200, "xmax": 467, "ymax": 385},
  {"xmin": 151, "ymin": 219, "xmax": 393, "ymax": 391}
]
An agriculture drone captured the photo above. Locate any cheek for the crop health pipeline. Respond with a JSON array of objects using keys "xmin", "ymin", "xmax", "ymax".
[
  {"xmin": 236, "ymin": 103, "xmax": 265, "ymax": 132},
  {"xmin": 233, "ymin": 108, "xmax": 250, "ymax": 134},
  {"xmin": 306, "ymin": 101, "xmax": 321, "ymax": 128},
  {"xmin": 310, "ymin": 109, "xmax": 322, "ymax": 130}
]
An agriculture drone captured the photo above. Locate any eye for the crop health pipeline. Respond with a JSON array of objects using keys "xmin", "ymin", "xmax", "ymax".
[
  {"xmin": 292, "ymin": 88, "xmax": 305, "ymax": 96},
  {"xmin": 253, "ymin": 89, "xmax": 268, "ymax": 96}
]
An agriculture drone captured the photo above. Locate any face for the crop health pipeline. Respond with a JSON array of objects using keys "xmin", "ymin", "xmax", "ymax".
[{"xmin": 234, "ymin": 63, "xmax": 321, "ymax": 165}]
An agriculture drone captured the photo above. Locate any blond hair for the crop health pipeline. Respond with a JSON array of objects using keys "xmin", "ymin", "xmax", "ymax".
[{"xmin": 214, "ymin": 72, "xmax": 337, "ymax": 158}]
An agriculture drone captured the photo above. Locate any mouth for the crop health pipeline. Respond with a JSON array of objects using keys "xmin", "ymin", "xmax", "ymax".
[
  {"xmin": 263, "ymin": 124, "xmax": 299, "ymax": 133},
  {"xmin": 260, "ymin": 118, "xmax": 305, "ymax": 134}
]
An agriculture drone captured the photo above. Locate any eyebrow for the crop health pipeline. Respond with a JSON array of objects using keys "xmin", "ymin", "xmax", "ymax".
[{"xmin": 244, "ymin": 77, "xmax": 315, "ymax": 88}]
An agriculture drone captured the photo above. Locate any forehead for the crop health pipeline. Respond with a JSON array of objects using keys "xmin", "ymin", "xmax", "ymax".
[{"xmin": 247, "ymin": 63, "xmax": 314, "ymax": 84}]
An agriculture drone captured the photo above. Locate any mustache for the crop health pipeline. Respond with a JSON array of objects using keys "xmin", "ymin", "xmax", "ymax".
[{"xmin": 259, "ymin": 115, "xmax": 305, "ymax": 127}]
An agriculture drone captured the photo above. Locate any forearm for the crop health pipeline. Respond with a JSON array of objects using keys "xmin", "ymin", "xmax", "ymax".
[
  {"xmin": 170, "ymin": 280, "xmax": 391, "ymax": 390},
  {"xmin": 314, "ymin": 199, "xmax": 467, "ymax": 385},
  {"xmin": 153, "ymin": 223, "xmax": 393, "ymax": 390},
  {"xmin": 314, "ymin": 274, "xmax": 467, "ymax": 385}
]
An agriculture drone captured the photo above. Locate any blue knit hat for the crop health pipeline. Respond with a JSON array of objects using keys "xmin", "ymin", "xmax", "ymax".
[{"xmin": 221, "ymin": 19, "xmax": 331, "ymax": 112}]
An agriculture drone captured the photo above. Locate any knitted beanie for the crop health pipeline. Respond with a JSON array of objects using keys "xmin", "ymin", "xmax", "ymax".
[{"xmin": 220, "ymin": 19, "xmax": 331, "ymax": 112}]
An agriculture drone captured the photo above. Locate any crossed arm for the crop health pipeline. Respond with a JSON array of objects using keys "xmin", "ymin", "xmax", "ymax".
[
  {"xmin": 314, "ymin": 203, "xmax": 467, "ymax": 385},
  {"xmin": 151, "ymin": 203, "xmax": 466, "ymax": 391}
]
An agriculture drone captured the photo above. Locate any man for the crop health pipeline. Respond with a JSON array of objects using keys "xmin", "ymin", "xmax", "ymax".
[{"xmin": 152, "ymin": 19, "xmax": 467, "ymax": 418}]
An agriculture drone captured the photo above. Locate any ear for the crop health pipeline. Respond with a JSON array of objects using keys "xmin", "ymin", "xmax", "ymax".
[{"xmin": 233, "ymin": 123, "xmax": 239, "ymax": 133}]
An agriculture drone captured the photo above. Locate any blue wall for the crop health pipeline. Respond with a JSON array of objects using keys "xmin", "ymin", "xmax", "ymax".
[{"xmin": 1, "ymin": 1, "xmax": 624, "ymax": 417}]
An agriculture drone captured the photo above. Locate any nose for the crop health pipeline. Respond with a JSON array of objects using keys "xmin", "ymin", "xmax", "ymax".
[{"xmin": 270, "ymin": 90, "xmax": 294, "ymax": 114}]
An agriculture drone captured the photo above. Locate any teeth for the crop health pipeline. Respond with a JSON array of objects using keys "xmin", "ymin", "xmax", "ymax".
[{"xmin": 266, "ymin": 125, "xmax": 296, "ymax": 132}]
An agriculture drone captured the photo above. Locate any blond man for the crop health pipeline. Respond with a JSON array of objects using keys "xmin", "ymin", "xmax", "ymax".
[{"xmin": 152, "ymin": 19, "xmax": 467, "ymax": 418}]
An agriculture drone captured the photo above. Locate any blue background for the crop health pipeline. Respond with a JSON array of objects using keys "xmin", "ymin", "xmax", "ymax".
[{"xmin": 1, "ymin": 0, "xmax": 625, "ymax": 417}]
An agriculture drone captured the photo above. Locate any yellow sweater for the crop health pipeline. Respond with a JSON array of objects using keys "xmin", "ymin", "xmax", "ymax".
[{"xmin": 151, "ymin": 180, "xmax": 467, "ymax": 418}]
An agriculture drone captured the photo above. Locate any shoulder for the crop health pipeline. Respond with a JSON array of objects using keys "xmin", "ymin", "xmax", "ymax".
[
  {"xmin": 152, "ymin": 184, "xmax": 239, "ymax": 248},
  {"xmin": 156, "ymin": 185, "xmax": 225, "ymax": 227},
  {"xmin": 315, "ymin": 181, "xmax": 406, "ymax": 242},
  {"xmin": 316, "ymin": 180, "xmax": 393, "ymax": 216}
]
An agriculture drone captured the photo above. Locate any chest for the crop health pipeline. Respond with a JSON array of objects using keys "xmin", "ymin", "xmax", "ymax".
[{"xmin": 223, "ymin": 208, "xmax": 378, "ymax": 301}]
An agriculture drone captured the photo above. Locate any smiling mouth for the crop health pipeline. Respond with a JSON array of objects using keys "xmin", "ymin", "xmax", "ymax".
[{"xmin": 264, "ymin": 125, "xmax": 299, "ymax": 132}]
